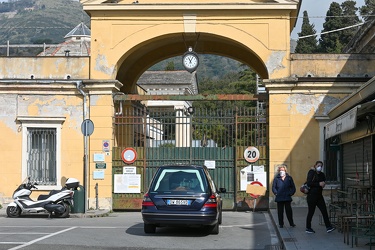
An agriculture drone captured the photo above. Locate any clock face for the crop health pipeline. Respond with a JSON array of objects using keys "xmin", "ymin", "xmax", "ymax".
[{"xmin": 182, "ymin": 52, "xmax": 199, "ymax": 72}]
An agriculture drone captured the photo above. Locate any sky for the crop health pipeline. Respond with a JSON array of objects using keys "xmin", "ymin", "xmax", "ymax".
[
  {"xmin": 291, "ymin": 0, "xmax": 366, "ymax": 39},
  {"xmin": 0, "ymin": 0, "xmax": 365, "ymax": 39}
]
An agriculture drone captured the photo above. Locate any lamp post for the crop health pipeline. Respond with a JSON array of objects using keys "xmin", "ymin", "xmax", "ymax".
[{"xmin": 187, "ymin": 106, "xmax": 194, "ymax": 164}]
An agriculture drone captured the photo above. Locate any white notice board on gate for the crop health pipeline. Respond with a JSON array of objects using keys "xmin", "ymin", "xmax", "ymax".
[
  {"xmin": 114, "ymin": 174, "xmax": 141, "ymax": 193},
  {"xmin": 240, "ymin": 165, "xmax": 267, "ymax": 191}
]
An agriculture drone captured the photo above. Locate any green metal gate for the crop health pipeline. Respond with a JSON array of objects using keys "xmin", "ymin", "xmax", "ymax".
[{"xmin": 112, "ymin": 102, "xmax": 268, "ymax": 210}]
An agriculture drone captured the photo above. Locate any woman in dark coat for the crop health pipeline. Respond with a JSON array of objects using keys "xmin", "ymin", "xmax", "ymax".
[{"xmin": 272, "ymin": 164, "xmax": 296, "ymax": 228}]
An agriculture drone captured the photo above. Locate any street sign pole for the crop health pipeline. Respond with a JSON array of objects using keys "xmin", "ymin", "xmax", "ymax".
[
  {"xmin": 81, "ymin": 119, "xmax": 94, "ymax": 213},
  {"xmin": 84, "ymin": 133, "xmax": 88, "ymax": 212}
]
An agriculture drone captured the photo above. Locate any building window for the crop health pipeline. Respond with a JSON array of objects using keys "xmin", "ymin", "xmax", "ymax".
[
  {"xmin": 27, "ymin": 128, "xmax": 57, "ymax": 185},
  {"xmin": 325, "ymin": 137, "xmax": 340, "ymax": 182},
  {"xmin": 18, "ymin": 116, "xmax": 65, "ymax": 190}
]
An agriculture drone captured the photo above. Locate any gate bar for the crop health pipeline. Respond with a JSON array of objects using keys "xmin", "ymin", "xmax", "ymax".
[{"xmin": 114, "ymin": 94, "xmax": 268, "ymax": 101}]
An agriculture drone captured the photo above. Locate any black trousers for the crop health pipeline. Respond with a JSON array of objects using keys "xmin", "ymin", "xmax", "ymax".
[
  {"xmin": 277, "ymin": 201, "xmax": 294, "ymax": 226},
  {"xmin": 306, "ymin": 194, "xmax": 331, "ymax": 229}
]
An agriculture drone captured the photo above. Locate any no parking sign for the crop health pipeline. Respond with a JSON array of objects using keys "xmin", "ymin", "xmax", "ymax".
[
  {"xmin": 244, "ymin": 146, "xmax": 260, "ymax": 163},
  {"xmin": 121, "ymin": 147, "xmax": 137, "ymax": 164}
]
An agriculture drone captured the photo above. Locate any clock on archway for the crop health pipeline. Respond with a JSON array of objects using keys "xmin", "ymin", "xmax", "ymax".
[{"xmin": 182, "ymin": 47, "xmax": 199, "ymax": 73}]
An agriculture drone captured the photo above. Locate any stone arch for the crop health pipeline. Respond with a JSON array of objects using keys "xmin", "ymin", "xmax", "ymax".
[
  {"xmin": 116, "ymin": 34, "xmax": 268, "ymax": 92},
  {"xmin": 96, "ymin": 22, "xmax": 273, "ymax": 92}
]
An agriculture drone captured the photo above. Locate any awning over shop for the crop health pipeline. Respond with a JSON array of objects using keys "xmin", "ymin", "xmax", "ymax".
[
  {"xmin": 325, "ymin": 106, "xmax": 358, "ymax": 139},
  {"xmin": 325, "ymin": 101, "xmax": 375, "ymax": 139}
]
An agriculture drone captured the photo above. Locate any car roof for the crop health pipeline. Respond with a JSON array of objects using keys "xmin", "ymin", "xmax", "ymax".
[{"xmin": 158, "ymin": 165, "xmax": 207, "ymax": 170}]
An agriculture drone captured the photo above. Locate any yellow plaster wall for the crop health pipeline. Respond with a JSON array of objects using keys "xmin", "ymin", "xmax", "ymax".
[
  {"xmin": 0, "ymin": 79, "xmax": 120, "ymax": 209},
  {"xmin": 88, "ymin": 7, "xmax": 294, "ymax": 82},
  {"xmin": 0, "ymin": 57, "xmax": 89, "ymax": 79},
  {"xmin": 268, "ymin": 94, "xmax": 318, "ymax": 198},
  {"xmin": 291, "ymin": 54, "xmax": 375, "ymax": 77},
  {"xmin": 87, "ymin": 95, "xmax": 115, "ymax": 208},
  {"xmin": 0, "ymin": 94, "xmax": 85, "ymax": 200},
  {"xmin": 268, "ymin": 92, "xmax": 351, "ymax": 199},
  {"xmin": 0, "ymin": 123, "xmax": 22, "ymax": 196}
]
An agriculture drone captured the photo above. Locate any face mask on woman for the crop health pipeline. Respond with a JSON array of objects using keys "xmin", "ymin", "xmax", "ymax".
[
  {"xmin": 280, "ymin": 171, "xmax": 286, "ymax": 177},
  {"xmin": 316, "ymin": 166, "xmax": 322, "ymax": 172}
]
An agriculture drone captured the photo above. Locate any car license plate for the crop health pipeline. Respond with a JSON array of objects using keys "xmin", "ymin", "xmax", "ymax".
[{"xmin": 167, "ymin": 199, "xmax": 191, "ymax": 205}]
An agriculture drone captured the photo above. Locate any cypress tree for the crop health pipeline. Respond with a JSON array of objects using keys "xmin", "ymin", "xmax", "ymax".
[
  {"xmin": 340, "ymin": 0, "xmax": 360, "ymax": 47},
  {"xmin": 294, "ymin": 11, "xmax": 318, "ymax": 53},
  {"xmin": 360, "ymin": 0, "xmax": 375, "ymax": 21},
  {"xmin": 319, "ymin": 2, "xmax": 344, "ymax": 53}
]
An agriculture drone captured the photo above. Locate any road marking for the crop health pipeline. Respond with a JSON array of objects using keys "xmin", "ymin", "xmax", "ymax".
[
  {"xmin": 0, "ymin": 226, "xmax": 119, "ymax": 228},
  {"xmin": 221, "ymin": 222, "xmax": 267, "ymax": 228},
  {"xmin": 0, "ymin": 242, "xmax": 27, "ymax": 245},
  {"xmin": 221, "ymin": 224, "xmax": 255, "ymax": 227},
  {"xmin": 0, "ymin": 232, "xmax": 49, "ymax": 234},
  {"xmin": 80, "ymin": 226, "xmax": 117, "ymax": 229},
  {"xmin": 0, "ymin": 226, "xmax": 69, "ymax": 228},
  {"xmin": 7, "ymin": 226, "xmax": 77, "ymax": 250}
]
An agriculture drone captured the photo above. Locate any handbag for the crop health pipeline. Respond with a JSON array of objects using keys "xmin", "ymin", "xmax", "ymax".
[
  {"xmin": 300, "ymin": 183, "xmax": 310, "ymax": 194},
  {"xmin": 300, "ymin": 173, "xmax": 316, "ymax": 194}
]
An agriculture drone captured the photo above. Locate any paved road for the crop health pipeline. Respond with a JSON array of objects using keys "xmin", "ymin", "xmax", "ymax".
[{"xmin": 0, "ymin": 211, "xmax": 280, "ymax": 250}]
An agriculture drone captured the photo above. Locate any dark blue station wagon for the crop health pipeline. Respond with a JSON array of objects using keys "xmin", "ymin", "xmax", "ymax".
[{"xmin": 141, "ymin": 165, "xmax": 226, "ymax": 234}]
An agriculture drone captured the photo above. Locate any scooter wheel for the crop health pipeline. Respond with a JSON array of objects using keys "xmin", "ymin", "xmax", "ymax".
[
  {"xmin": 54, "ymin": 202, "xmax": 70, "ymax": 218},
  {"xmin": 6, "ymin": 206, "xmax": 21, "ymax": 218}
]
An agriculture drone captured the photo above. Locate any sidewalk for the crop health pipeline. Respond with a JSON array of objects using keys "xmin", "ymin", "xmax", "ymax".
[{"xmin": 270, "ymin": 207, "xmax": 371, "ymax": 250}]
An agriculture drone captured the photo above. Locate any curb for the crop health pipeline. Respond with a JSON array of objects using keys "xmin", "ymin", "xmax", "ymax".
[
  {"xmin": 269, "ymin": 209, "xmax": 287, "ymax": 250},
  {"xmin": 70, "ymin": 209, "xmax": 111, "ymax": 218},
  {"xmin": 0, "ymin": 207, "xmax": 111, "ymax": 218}
]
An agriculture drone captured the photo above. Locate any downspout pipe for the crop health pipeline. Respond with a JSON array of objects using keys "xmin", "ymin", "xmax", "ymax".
[
  {"xmin": 76, "ymin": 81, "xmax": 88, "ymax": 213},
  {"xmin": 76, "ymin": 81, "xmax": 86, "ymax": 99},
  {"xmin": 113, "ymin": 92, "xmax": 125, "ymax": 116}
]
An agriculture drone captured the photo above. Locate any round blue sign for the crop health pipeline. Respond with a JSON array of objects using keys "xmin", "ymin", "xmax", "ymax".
[{"xmin": 81, "ymin": 119, "xmax": 94, "ymax": 136}]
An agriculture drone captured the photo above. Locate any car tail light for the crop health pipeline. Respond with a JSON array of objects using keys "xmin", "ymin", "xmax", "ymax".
[
  {"xmin": 142, "ymin": 193, "xmax": 155, "ymax": 207},
  {"xmin": 203, "ymin": 194, "xmax": 218, "ymax": 208}
]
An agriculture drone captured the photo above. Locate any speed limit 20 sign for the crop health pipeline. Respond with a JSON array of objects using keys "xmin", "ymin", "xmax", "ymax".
[{"xmin": 244, "ymin": 146, "xmax": 260, "ymax": 163}]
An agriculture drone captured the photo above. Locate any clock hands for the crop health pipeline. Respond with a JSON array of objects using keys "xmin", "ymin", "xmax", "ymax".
[{"xmin": 182, "ymin": 49, "xmax": 199, "ymax": 72}]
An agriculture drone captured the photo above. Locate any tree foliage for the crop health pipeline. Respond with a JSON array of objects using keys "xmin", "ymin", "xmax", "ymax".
[
  {"xmin": 296, "ymin": 0, "xmax": 362, "ymax": 53},
  {"xmin": 340, "ymin": 0, "xmax": 360, "ymax": 46},
  {"xmin": 319, "ymin": 2, "xmax": 344, "ymax": 53},
  {"xmin": 295, "ymin": 11, "xmax": 318, "ymax": 53},
  {"xmin": 0, "ymin": 0, "xmax": 34, "ymax": 14},
  {"xmin": 0, "ymin": 0, "xmax": 90, "ymax": 44},
  {"xmin": 164, "ymin": 61, "xmax": 175, "ymax": 71},
  {"xmin": 186, "ymin": 64, "xmax": 260, "ymax": 148},
  {"xmin": 193, "ymin": 64, "xmax": 258, "ymax": 110},
  {"xmin": 360, "ymin": 0, "xmax": 375, "ymax": 21}
]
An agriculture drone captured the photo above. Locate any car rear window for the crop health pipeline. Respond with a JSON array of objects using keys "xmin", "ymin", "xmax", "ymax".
[{"xmin": 151, "ymin": 168, "xmax": 208, "ymax": 193}]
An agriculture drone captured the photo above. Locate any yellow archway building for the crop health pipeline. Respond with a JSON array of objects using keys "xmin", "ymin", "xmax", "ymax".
[
  {"xmin": 81, "ymin": 0, "xmax": 301, "ymax": 208},
  {"xmin": 1, "ymin": 1, "xmax": 373, "ymax": 210},
  {"xmin": 79, "ymin": 0, "xmax": 374, "ymax": 208}
]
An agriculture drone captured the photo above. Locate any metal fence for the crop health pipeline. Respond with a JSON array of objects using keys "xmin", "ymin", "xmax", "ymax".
[{"xmin": 112, "ymin": 103, "xmax": 268, "ymax": 210}]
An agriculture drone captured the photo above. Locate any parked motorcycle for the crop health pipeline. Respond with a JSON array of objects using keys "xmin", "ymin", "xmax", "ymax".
[{"xmin": 6, "ymin": 177, "xmax": 79, "ymax": 218}]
